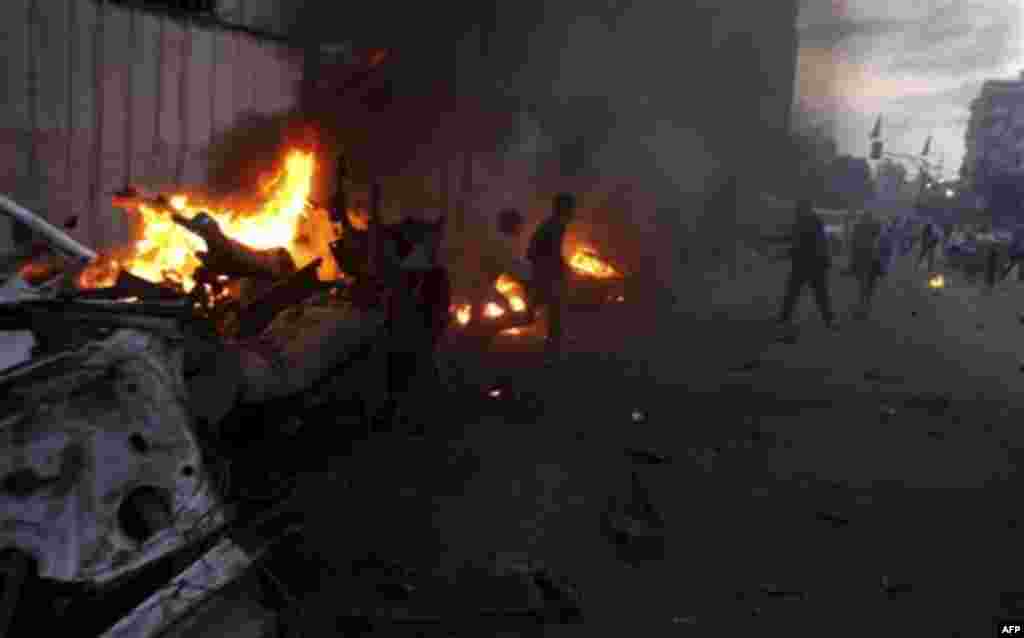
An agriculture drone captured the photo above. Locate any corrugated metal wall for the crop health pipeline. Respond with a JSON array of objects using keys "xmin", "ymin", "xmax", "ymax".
[{"xmin": 0, "ymin": 0, "xmax": 302, "ymax": 253}]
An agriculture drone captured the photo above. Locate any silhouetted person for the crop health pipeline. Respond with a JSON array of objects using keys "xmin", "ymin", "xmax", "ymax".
[
  {"xmin": 769, "ymin": 199, "xmax": 836, "ymax": 329},
  {"xmin": 985, "ymin": 244, "xmax": 1000, "ymax": 292},
  {"xmin": 918, "ymin": 221, "xmax": 940, "ymax": 271},
  {"xmin": 851, "ymin": 211, "xmax": 883, "ymax": 319},
  {"xmin": 528, "ymin": 193, "xmax": 576, "ymax": 363},
  {"xmin": 1002, "ymin": 225, "xmax": 1024, "ymax": 282},
  {"xmin": 379, "ymin": 215, "xmax": 450, "ymax": 436}
]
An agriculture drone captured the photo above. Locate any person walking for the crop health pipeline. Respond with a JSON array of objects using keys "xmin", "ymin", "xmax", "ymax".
[
  {"xmin": 527, "ymin": 193, "xmax": 576, "ymax": 363},
  {"xmin": 917, "ymin": 220, "xmax": 940, "ymax": 271},
  {"xmin": 769, "ymin": 199, "xmax": 837, "ymax": 329},
  {"xmin": 850, "ymin": 210, "xmax": 883, "ymax": 319},
  {"xmin": 1001, "ymin": 224, "xmax": 1024, "ymax": 282}
]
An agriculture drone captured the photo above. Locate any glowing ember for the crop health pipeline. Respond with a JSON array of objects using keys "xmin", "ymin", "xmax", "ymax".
[
  {"xmin": 501, "ymin": 327, "xmax": 524, "ymax": 336},
  {"xmin": 79, "ymin": 149, "xmax": 336, "ymax": 293},
  {"xmin": 347, "ymin": 208, "xmax": 370, "ymax": 231},
  {"xmin": 489, "ymin": 388, "xmax": 502, "ymax": 398},
  {"xmin": 928, "ymin": 274, "xmax": 945, "ymax": 289},
  {"xmin": 569, "ymin": 247, "xmax": 619, "ymax": 279},
  {"xmin": 483, "ymin": 302, "xmax": 506, "ymax": 319},
  {"xmin": 495, "ymin": 274, "xmax": 527, "ymax": 312},
  {"xmin": 453, "ymin": 303, "xmax": 472, "ymax": 326},
  {"xmin": 78, "ymin": 255, "xmax": 122, "ymax": 289}
]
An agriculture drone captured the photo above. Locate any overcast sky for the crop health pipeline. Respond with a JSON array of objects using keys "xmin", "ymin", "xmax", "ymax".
[{"xmin": 796, "ymin": 0, "xmax": 1024, "ymax": 179}]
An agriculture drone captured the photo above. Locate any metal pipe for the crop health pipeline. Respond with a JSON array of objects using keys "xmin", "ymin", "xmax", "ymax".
[{"xmin": 0, "ymin": 195, "xmax": 97, "ymax": 263}]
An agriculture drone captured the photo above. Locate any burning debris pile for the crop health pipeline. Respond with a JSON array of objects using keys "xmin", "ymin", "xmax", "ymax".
[
  {"xmin": 0, "ymin": 138, "xmax": 618, "ymax": 635},
  {"xmin": 450, "ymin": 243, "xmax": 626, "ymax": 336},
  {"xmin": 74, "ymin": 150, "xmax": 343, "ymax": 338},
  {"xmin": 0, "ymin": 147, "xmax": 395, "ymax": 637}
]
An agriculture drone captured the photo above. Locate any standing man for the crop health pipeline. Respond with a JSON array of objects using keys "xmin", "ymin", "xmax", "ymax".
[
  {"xmin": 1001, "ymin": 224, "xmax": 1024, "ymax": 282},
  {"xmin": 527, "ymin": 193, "xmax": 576, "ymax": 364},
  {"xmin": 378, "ymin": 215, "xmax": 450, "ymax": 437},
  {"xmin": 769, "ymin": 199, "xmax": 837, "ymax": 330},
  {"xmin": 918, "ymin": 220, "xmax": 940, "ymax": 271},
  {"xmin": 850, "ymin": 210, "xmax": 883, "ymax": 319}
]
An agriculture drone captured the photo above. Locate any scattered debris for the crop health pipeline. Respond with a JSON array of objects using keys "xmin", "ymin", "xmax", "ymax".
[
  {"xmin": 759, "ymin": 584, "xmax": 808, "ymax": 602},
  {"xmin": 631, "ymin": 409, "xmax": 646, "ymax": 423},
  {"xmin": 601, "ymin": 472, "xmax": 666, "ymax": 565},
  {"xmin": 730, "ymin": 359, "xmax": 761, "ymax": 373},
  {"xmin": 624, "ymin": 448, "xmax": 672, "ymax": 465},
  {"xmin": 815, "ymin": 511, "xmax": 850, "ymax": 528},
  {"xmin": 881, "ymin": 576, "xmax": 913, "ymax": 599},
  {"xmin": 906, "ymin": 393, "xmax": 952, "ymax": 416},
  {"xmin": 911, "ymin": 311, "xmax": 918, "ymax": 318}
]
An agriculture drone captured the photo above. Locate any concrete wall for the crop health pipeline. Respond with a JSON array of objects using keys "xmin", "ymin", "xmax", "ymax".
[{"xmin": 0, "ymin": 0, "xmax": 302, "ymax": 255}]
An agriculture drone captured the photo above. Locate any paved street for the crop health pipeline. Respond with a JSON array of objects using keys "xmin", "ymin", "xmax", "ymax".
[{"xmin": 298, "ymin": 248, "xmax": 1024, "ymax": 637}]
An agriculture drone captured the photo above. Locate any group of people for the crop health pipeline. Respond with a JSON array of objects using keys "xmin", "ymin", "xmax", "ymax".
[
  {"xmin": 771, "ymin": 200, "xmax": 944, "ymax": 329},
  {"xmin": 330, "ymin": 159, "xmax": 577, "ymax": 435}
]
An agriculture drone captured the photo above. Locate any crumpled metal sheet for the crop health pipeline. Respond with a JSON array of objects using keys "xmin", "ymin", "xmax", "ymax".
[
  {"xmin": 237, "ymin": 300, "xmax": 386, "ymax": 404},
  {"xmin": 100, "ymin": 537, "xmax": 262, "ymax": 638},
  {"xmin": 0, "ymin": 329, "xmax": 223, "ymax": 583},
  {"xmin": 0, "ymin": 275, "xmax": 39, "ymax": 371}
]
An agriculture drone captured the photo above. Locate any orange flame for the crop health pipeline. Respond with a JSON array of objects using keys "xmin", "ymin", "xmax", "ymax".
[
  {"xmin": 494, "ymin": 274, "xmax": 527, "ymax": 312},
  {"xmin": 347, "ymin": 207, "xmax": 370, "ymax": 231},
  {"xmin": 79, "ymin": 150, "xmax": 336, "ymax": 293},
  {"xmin": 452, "ymin": 303, "xmax": 472, "ymax": 326},
  {"xmin": 569, "ymin": 246, "xmax": 619, "ymax": 279},
  {"xmin": 483, "ymin": 302, "xmax": 505, "ymax": 319}
]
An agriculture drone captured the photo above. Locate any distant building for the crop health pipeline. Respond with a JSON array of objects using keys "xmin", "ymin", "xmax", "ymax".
[{"xmin": 963, "ymin": 71, "xmax": 1024, "ymax": 223}]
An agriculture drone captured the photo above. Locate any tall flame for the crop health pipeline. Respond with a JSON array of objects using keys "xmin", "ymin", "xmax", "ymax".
[{"xmin": 80, "ymin": 150, "xmax": 333, "ymax": 292}]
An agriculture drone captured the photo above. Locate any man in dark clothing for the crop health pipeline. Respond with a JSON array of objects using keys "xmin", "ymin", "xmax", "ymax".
[
  {"xmin": 917, "ymin": 221, "xmax": 940, "ymax": 271},
  {"xmin": 377, "ymin": 216, "xmax": 450, "ymax": 436},
  {"xmin": 769, "ymin": 199, "xmax": 837, "ymax": 329},
  {"xmin": 527, "ymin": 193, "xmax": 575, "ymax": 362}
]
